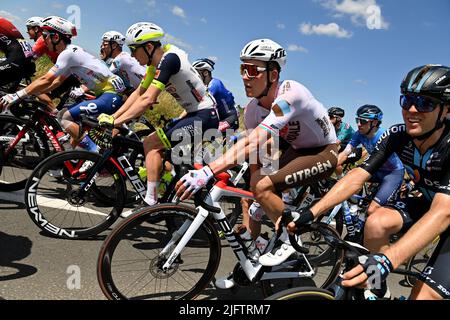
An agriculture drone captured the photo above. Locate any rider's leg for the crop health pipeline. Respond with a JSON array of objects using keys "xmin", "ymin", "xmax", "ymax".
[
  {"xmin": 363, "ymin": 207, "xmax": 403, "ymax": 253},
  {"xmin": 143, "ymin": 132, "xmax": 165, "ymax": 206},
  {"xmin": 410, "ymin": 281, "xmax": 444, "ymax": 300}
]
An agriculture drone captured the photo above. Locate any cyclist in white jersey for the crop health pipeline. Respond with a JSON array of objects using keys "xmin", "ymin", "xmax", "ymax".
[
  {"xmin": 99, "ymin": 31, "xmax": 146, "ymax": 91},
  {"xmin": 98, "ymin": 22, "xmax": 218, "ymax": 207},
  {"xmin": 175, "ymin": 39, "xmax": 338, "ymax": 288},
  {"xmin": 0, "ymin": 16, "xmax": 125, "ymax": 151}
]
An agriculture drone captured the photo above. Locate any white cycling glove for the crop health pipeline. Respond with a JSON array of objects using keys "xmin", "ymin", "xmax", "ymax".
[
  {"xmin": 0, "ymin": 89, "xmax": 28, "ymax": 109},
  {"xmin": 69, "ymin": 87, "xmax": 86, "ymax": 99},
  {"xmin": 180, "ymin": 166, "xmax": 214, "ymax": 195}
]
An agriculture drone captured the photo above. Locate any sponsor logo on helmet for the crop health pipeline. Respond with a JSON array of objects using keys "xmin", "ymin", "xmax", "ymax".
[{"xmin": 435, "ymin": 75, "xmax": 447, "ymax": 85}]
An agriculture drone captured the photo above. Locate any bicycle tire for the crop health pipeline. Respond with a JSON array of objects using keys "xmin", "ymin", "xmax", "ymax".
[
  {"xmin": 97, "ymin": 203, "xmax": 221, "ymax": 300},
  {"xmin": 24, "ymin": 150, "xmax": 125, "ymax": 239},
  {"xmin": 265, "ymin": 286, "xmax": 335, "ymax": 300},
  {"xmin": 0, "ymin": 115, "xmax": 50, "ymax": 191},
  {"xmin": 260, "ymin": 223, "xmax": 344, "ymax": 297}
]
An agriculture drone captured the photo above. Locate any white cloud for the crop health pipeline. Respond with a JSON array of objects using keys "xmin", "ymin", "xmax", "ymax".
[
  {"xmin": 51, "ymin": 2, "xmax": 65, "ymax": 9},
  {"xmin": 287, "ymin": 44, "xmax": 308, "ymax": 53},
  {"xmin": 319, "ymin": 0, "xmax": 389, "ymax": 30},
  {"xmin": 172, "ymin": 6, "xmax": 186, "ymax": 18},
  {"xmin": 208, "ymin": 56, "xmax": 218, "ymax": 62},
  {"xmin": 145, "ymin": 0, "xmax": 156, "ymax": 7},
  {"xmin": 0, "ymin": 10, "xmax": 22, "ymax": 23},
  {"xmin": 200, "ymin": 17, "xmax": 207, "ymax": 24},
  {"xmin": 165, "ymin": 34, "xmax": 192, "ymax": 50},
  {"xmin": 300, "ymin": 22, "xmax": 353, "ymax": 38},
  {"xmin": 355, "ymin": 79, "xmax": 368, "ymax": 85},
  {"xmin": 277, "ymin": 23, "xmax": 286, "ymax": 29}
]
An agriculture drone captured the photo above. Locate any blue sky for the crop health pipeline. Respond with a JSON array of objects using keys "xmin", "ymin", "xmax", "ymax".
[{"xmin": 2, "ymin": 0, "xmax": 450, "ymax": 127}]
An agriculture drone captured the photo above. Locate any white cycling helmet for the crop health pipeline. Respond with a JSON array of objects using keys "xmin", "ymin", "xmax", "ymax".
[
  {"xmin": 125, "ymin": 22, "xmax": 164, "ymax": 46},
  {"xmin": 26, "ymin": 16, "xmax": 44, "ymax": 28},
  {"xmin": 102, "ymin": 31, "xmax": 126, "ymax": 46},
  {"xmin": 240, "ymin": 39, "xmax": 287, "ymax": 68},
  {"xmin": 192, "ymin": 58, "xmax": 215, "ymax": 72},
  {"xmin": 41, "ymin": 16, "xmax": 77, "ymax": 37}
]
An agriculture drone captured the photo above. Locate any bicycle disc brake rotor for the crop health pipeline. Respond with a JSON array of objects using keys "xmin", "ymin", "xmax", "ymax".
[{"xmin": 150, "ymin": 255, "xmax": 183, "ymax": 279}]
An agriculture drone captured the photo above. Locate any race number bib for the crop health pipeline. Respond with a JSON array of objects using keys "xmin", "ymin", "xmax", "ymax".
[
  {"xmin": 109, "ymin": 75, "xmax": 126, "ymax": 93},
  {"xmin": 17, "ymin": 39, "xmax": 34, "ymax": 59}
]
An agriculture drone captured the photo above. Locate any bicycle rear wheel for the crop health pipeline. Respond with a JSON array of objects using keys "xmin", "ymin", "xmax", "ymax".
[
  {"xmin": 0, "ymin": 115, "xmax": 49, "ymax": 191},
  {"xmin": 260, "ymin": 223, "xmax": 344, "ymax": 297},
  {"xmin": 265, "ymin": 287, "xmax": 335, "ymax": 300},
  {"xmin": 24, "ymin": 150, "xmax": 125, "ymax": 239},
  {"xmin": 97, "ymin": 203, "xmax": 221, "ymax": 300}
]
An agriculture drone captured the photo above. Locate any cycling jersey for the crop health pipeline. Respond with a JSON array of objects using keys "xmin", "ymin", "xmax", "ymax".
[
  {"xmin": 140, "ymin": 44, "xmax": 215, "ymax": 113},
  {"xmin": 336, "ymin": 121, "xmax": 355, "ymax": 147},
  {"xmin": 32, "ymin": 36, "xmax": 58, "ymax": 63},
  {"xmin": 0, "ymin": 18, "xmax": 35, "ymax": 86},
  {"xmin": 361, "ymin": 122, "xmax": 450, "ymax": 202},
  {"xmin": 50, "ymin": 44, "xmax": 125, "ymax": 96},
  {"xmin": 246, "ymin": 80, "xmax": 337, "ymax": 150},
  {"xmin": 107, "ymin": 51, "xmax": 146, "ymax": 90},
  {"xmin": 349, "ymin": 128, "xmax": 404, "ymax": 172},
  {"xmin": 208, "ymin": 78, "xmax": 238, "ymax": 122}
]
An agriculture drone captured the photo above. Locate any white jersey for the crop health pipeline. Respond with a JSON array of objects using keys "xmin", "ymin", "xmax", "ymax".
[
  {"xmin": 108, "ymin": 51, "xmax": 146, "ymax": 89},
  {"xmin": 141, "ymin": 44, "xmax": 215, "ymax": 113},
  {"xmin": 50, "ymin": 44, "xmax": 125, "ymax": 96},
  {"xmin": 244, "ymin": 80, "xmax": 337, "ymax": 149}
]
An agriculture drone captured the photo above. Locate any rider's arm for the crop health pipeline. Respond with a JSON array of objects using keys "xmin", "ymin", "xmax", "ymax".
[
  {"xmin": 114, "ymin": 85, "xmax": 160, "ymax": 126},
  {"xmin": 310, "ymin": 167, "xmax": 371, "ymax": 217},
  {"xmin": 337, "ymin": 144, "xmax": 353, "ymax": 167},
  {"xmin": 112, "ymin": 85, "xmax": 146, "ymax": 119},
  {"xmin": 384, "ymin": 193, "xmax": 450, "ymax": 269},
  {"xmin": 22, "ymin": 71, "xmax": 66, "ymax": 96}
]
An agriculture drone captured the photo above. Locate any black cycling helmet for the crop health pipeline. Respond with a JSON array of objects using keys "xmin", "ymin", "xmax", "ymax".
[
  {"xmin": 401, "ymin": 65, "xmax": 450, "ymax": 140},
  {"xmin": 401, "ymin": 64, "xmax": 450, "ymax": 102},
  {"xmin": 356, "ymin": 104, "xmax": 383, "ymax": 121},
  {"xmin": 328, "ymin": 107, "xmax": 345, "ymax": 118}
]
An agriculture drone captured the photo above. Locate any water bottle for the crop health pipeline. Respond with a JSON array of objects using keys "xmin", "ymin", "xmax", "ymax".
[
  {"xmin": 349, "ymin": 204, "xmax": 359, "ymax": 224},
  {"xmin": 342, "ymin": 201, "xmax": 356, "ymax": 237}
]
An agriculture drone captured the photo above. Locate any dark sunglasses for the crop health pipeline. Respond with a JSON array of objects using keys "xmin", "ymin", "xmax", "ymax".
[
  {"xmin": 400, "ymin": 95, "xmax": 441, "ymax": 113},
  {"xmin": 240, "ymin": 63, "xmax": 266, "ymax": 78},
  {"xmin": 356, "ymin": 118, "xmax": 370, "ymax": 125},
  {"xmin": 42, "ymin": 31, "xmax": 55, "ymax": 39},
  {"xmin": 128, "ymin": 44, "xmax": 143, "ymax": 53}
]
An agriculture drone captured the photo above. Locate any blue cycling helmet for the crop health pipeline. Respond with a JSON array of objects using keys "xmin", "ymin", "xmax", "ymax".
[
  {"xmin": 356, "ymin": 104, "xmax": 383, "ymax": 121},
  {"xmin": 192, "ymin": 58, "xmax": 215, "ymax": 72}
]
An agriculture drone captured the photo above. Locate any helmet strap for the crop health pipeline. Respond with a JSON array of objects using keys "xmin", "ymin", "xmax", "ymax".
[{"xmin": 144, "ymin": 44, "xmax": 157, "ymax": 66}]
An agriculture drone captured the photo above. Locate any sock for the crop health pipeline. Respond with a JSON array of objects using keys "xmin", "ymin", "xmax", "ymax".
[
  {"xmin": 79, "ymin": 135, "xmax": 99, "ymax": 152},
  {"xmin": 144, "ymin": 181, "xmax": 159, "ymax": 206}
]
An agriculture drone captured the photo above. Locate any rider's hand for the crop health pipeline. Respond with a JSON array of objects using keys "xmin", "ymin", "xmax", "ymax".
[
  {"xmin": 218, "ymin": 121, "xmax": 231, "ymax": 132},
  {"xmin": 0, "ymin": 89, "xmax": 28, "ymax": 109},
  {"xmin": 279, "ymin": 208, "xmax": 315, "ymax": 234},
  {"xmin": 69, "ymin": 87, "xmax": 85, "ymax": 99},
  {"xmin": 342, "ymin": 253, "xmax": 394, "ymax": 288},
  {"xmin": 175, "ymin": 166, "xmax": 214, "ymax": 200},
  {"xmin": 98, "ymin": 113, "xmax": 115, "ymax": 128}
]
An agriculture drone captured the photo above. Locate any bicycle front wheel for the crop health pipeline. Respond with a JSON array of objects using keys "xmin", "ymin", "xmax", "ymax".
[
  {"xmin": 265, "ymin": 287, "xmax": 335, "ymax": 300},
  {"xmin": 0, "ymin": 115, "xmax": 49, "ymax": 191},
  {"xmin": 24, "ymin": 150, "xmax": 125, "ymax": 239},
  {"xmin": 97, "ymin": 203, "xmax": 222, "ymax": 300}
]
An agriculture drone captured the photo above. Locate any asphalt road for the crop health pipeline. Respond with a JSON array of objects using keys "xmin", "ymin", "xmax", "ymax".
[{"xmin": 0, "ymin": 188, "xmax": 413, "ymax": 300}]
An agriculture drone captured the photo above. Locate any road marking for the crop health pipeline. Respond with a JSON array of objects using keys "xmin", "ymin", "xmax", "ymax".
[{"xmin": 0, "ymin": 190, "xmax": 108, "ymax": 217}]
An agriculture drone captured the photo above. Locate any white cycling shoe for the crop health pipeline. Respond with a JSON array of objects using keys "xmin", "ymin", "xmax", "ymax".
[
  {"xmin": 215, "ymin": 274, "xmax": 236, "ymax": 290},
  {"xmin": 258, "ymin": 229, "xmax": 298, "ymax": 267}
]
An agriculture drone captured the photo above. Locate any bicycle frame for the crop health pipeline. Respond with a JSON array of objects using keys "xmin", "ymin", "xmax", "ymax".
[{"xmin": 160, "ymin": 173, "xmax": 318, "ymax": 285}]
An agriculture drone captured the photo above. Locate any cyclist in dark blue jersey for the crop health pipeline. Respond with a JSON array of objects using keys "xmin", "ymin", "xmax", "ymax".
[
  {"xmin": 193, "ymin": 58, "xmax": 239, "ymax": 132},
  {"xmin": 338, "ymin": 105, "xmax": 405, "ymax": 217},
  {"xmin": 283, "ymin": 64, "xmax": 450, "ymax": 300}
]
